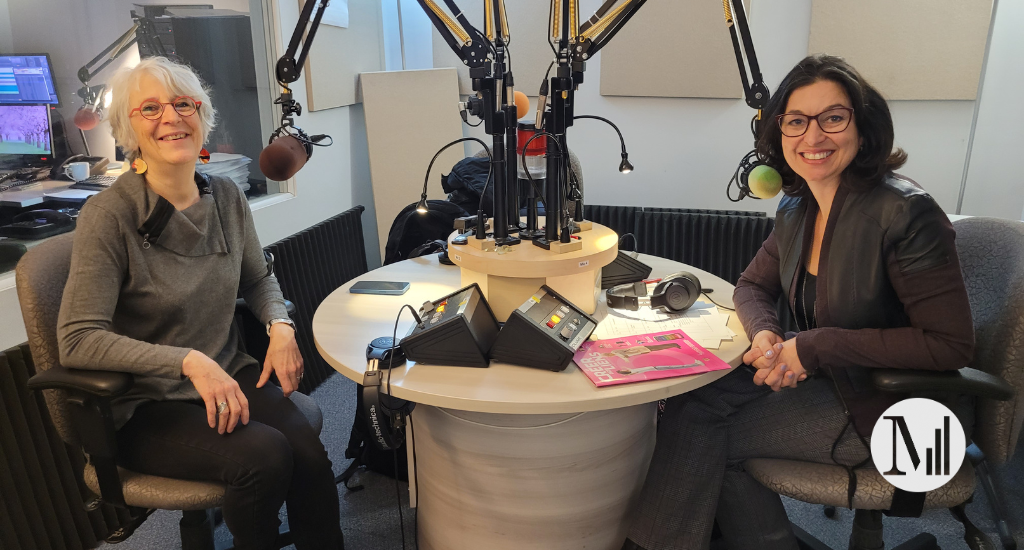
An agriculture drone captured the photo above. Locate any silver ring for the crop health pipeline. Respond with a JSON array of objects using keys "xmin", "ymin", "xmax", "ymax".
[
  {"xmin": 217, "ymin": 402, "xmax": 228, "ymax": 415},
  {"xmin": 298, "ymin": 372, "xmax": 304, "ymax": 381}
]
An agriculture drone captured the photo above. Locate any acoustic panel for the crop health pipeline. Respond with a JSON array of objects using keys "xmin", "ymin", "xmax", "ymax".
[
  {"xmin": 360, "ymin": 68, "xmax": 465, "ymax": 259},
  {"xmin": 599, "ymin": 0, "xmax": 751, "ymax": 99},
  {"xmin": 430, "ymin": 0, "xmax": 553, "ymax": 97},
  {"xmin": 301, "ymin": 0, "xmax": 385, "ymax": 110},
  {"xmin": 808, "ymin": 0, "xmax": 991, "ymax": 100}
]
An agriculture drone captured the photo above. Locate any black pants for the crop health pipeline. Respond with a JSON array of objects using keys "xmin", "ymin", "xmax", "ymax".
[{"xmin": 116, "ymin": 365, "xmax": 344, "ymax": 550}]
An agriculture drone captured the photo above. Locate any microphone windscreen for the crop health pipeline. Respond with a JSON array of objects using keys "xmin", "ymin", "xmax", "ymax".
[
  {"xmin": 513, "ymin": 91, "xmax": 530, "ymax": 119},
  {"xmin": 259, "ymin": 134, "xmax": 308, "ymax": 181},
  {"xmin": 748, "ymin": 164, "xmax": 783, "ymax": 199},
  {"xmin": 74, "ymin": 108, "xmax": 100, "ymax": 131}
]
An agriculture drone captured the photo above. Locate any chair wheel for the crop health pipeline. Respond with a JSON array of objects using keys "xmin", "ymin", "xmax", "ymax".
[{"xmin": 823, "ymin": 505, "xmax": 837, "ymax": 519}]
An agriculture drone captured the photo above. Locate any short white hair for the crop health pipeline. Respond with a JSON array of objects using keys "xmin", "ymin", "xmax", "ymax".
[{"xmin": 105, "ymin": 57, "xmax": 217, "ymax": 160}]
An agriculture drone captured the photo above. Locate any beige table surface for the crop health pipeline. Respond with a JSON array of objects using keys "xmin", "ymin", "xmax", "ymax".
[{"xmin": 313, "ymin": 254, "xmax": 750, "ymax": 414}]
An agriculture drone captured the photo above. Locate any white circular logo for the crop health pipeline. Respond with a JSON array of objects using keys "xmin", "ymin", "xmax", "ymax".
[{"xmin": 870, "ymin": 398, "xmax": 966, "ymax": 493}]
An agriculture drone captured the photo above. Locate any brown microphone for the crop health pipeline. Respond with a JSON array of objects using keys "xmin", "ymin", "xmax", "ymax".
[
  {"xmin": 74, "ymin": 107, "xmax": 101, "ymax": 131},
  {"xmin": 259, "ymin": 134, "xmax": 310, "ymax": 181}
]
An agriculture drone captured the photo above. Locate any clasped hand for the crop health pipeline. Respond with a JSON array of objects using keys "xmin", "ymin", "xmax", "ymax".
[
  {"xmin": 743, "ymin": 330, "xmax": 807, "ymax": 391},
  {"xmin": 182, "ymin": 325, "xmax": 303, "ymax": 434}
]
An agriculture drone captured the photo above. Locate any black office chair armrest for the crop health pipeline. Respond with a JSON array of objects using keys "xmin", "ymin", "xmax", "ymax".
[
  {"xmin": 872, "ymin": 367, "xmax": 1014, "ymax": 401},
  {"xmin": 28, "ymin": 367, "xmax": 130, "ymax": 507},
  {"xmin": 27, "ymin": 367, "xmax": 134, "ymax": 398},
  {"xmin": 235, "ymin": 298, "xmax": 296, "ymax": 317}
]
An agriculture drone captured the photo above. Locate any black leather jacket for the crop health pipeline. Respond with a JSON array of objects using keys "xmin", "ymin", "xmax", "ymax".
[{"xmin": 736, "ymin": 174, "xmax": 974, "ymax": 435}]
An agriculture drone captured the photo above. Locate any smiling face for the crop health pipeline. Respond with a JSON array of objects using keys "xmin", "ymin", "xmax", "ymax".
[
  {"xmin": 780, "ymin": 79, "xmax": 862, "ymax": 190},
  {"xmin": 128, "ymin": 74, "xmax": 203, "ymax": 170}
]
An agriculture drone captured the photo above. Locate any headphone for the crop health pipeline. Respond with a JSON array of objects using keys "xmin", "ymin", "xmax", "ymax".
[
  {"xmin": 606, "ymin": 271, "xmax": 702, "ymax": 314},
  {"xmin": 361, "ymin": 337, "xmax": 415, "ymax": 451}
]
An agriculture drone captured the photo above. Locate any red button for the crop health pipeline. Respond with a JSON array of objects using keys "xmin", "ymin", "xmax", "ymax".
[{"xmin": 546, "ymin": 321, "xmax": 556, "ymax": 328}]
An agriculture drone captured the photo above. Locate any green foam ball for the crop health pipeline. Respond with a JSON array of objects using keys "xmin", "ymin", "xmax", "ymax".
[{"xmin": 749, "ymin": 164, "xmax": 783, "ymax": 199}]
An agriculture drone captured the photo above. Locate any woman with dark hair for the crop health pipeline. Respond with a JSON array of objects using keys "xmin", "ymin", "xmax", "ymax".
[{"xmin": 623, "ymin": 54, "xmax": 974, "ymax": 550}]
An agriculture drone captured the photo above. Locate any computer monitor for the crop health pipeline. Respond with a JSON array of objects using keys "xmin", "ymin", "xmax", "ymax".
[
  {"xmin": 0, "ymin": 54, "xmax": 60, "ymax": 106},
  {"xmin": 0, "ymin": 105, "xmax": 54, "ymax": 169}
]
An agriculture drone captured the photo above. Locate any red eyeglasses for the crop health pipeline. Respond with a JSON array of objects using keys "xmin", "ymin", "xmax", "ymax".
[{"xmin": 129, "ymin": 96, "xmax": 202, "ymax": 120}]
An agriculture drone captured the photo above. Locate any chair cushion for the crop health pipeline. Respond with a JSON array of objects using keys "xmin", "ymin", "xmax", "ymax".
[
  {"xmin": 83, "ymin": 463, "xmax": 225, "ymax": 511},
  {"xmin": 744, "ymin": 458, "xmax": 975, "ymax": 510},
  {"xmin": 85, "ymin": 392, "xmax": 322, "ymax": 511}
]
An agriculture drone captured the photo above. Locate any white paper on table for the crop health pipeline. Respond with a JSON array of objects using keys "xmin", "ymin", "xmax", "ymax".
[
  {"xmin": 322, "ymin": 0, "xmax": 349, "ymax": 27},
  {"xmin": 592, "ymin": 299, "xmax": 735, "ymax": 350},
  {"xmin": 43, "ymin": 189, "xmax": 99, "ymax": 199}
]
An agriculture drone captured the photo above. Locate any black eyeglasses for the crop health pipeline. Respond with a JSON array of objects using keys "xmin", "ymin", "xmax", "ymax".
[{"xmin": 776, "ymin": 107, "xmax": 854, "ymax": 137}]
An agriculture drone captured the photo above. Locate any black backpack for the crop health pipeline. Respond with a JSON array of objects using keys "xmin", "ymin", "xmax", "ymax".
[
  {"xmin": 340, "ymin": 200, "xmax": 467, "ymax": 488},
  {"xmin": 383, "ymin": 200, "xmax": 469, "ymax": 266},
  {"xmin": 441, "ymin": 156, "xmax": 493, "ymax": 218}
]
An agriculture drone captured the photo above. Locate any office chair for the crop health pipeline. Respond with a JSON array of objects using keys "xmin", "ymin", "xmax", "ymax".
[
  {"xmin": 16, "ymin": 233, "xmax": 324, "ymax": 550},
  {"xmin": 744, "ymin": 216, "xmax": 1024, "ymax": 550}
]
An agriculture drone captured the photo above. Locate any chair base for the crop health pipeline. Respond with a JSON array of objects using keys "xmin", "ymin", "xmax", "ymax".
[{"xmin": 794, "ymin": 516, "xmax": 938, "ymax": 550}]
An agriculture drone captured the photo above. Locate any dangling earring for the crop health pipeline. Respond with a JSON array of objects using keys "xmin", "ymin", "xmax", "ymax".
[
  {"xmin": 131, "ymin": 157, "xmax": 148, "ymax": 174},
  {"xmin": 199, "ymin": 148, "xmax": 211, "ymax": 164}
]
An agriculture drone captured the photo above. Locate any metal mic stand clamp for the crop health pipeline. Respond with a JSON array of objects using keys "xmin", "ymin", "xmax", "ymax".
[
  {"xmin": 417, "ymin": 0, "xmax": 522, "ymax": 247},
  {"xmin": 533, "ymin": 0, "xmax": 648, "ymax": 253}
]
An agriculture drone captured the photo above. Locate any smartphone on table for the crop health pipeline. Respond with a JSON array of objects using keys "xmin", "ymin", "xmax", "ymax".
[{"xmin": 349, "ymin": 281, "xmax": 411, "ymax": 296}]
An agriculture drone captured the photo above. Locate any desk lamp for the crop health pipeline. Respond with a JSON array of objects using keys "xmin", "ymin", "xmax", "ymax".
[
  {"xmin": 417, "ymin": 137, "xmax": 493, "ymax": 238},
  {"xmin": 574, "ymin": 115, "xmax": 633, "ymax": 174}
]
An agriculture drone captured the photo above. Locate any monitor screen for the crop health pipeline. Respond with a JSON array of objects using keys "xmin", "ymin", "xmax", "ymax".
[
  {"xmin": 0, "ymin": 105, "xmax": 53, "ymax": 166},
  {"xmin": 0, "ymin": 54, "xmax": 60, "ymax": 105}
]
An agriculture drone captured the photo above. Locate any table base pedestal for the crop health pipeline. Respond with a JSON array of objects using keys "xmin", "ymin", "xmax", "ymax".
[{"xmin": 410, "ymin": 403, "xmax": 657, "ymax": 550}]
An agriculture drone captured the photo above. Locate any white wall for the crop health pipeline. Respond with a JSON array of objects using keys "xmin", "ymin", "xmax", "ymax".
[
  {"xmin": 445, "ymin": 0, "xmax": 998, "ymax": 217},
  {"xmin": 251, "ymin": 0, "xmax": 380, "ymax": 266},
  {"xmin": 959, "ymin": 0, "xmax": 1024, "ymax": 220}
]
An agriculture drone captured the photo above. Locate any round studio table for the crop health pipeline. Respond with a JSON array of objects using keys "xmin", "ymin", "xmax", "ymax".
[{"xmin": 313, "ymin": 254, "xmax": 750, "ymax": 550}]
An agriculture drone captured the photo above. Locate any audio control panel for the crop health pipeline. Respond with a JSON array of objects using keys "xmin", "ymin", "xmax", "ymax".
[{"xmin": 490, "ymin": 286, "xmax": 597, "ymax": 371}]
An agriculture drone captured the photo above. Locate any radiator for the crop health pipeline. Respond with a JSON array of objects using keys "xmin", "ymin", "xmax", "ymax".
[
  {"xmin": 635, "ymin": 210, "xmax": 774, "ymax": 285},
  {"xmin": 583, "ymin": 204, "xmax": 636, "ymax": 241},
  {"xmin": 265, "ymin": 206, "xmax": 369, "ymax": 392},
  {"xmin": 0, "ymin": 345, "xmax": 132, "ymax": 550}
]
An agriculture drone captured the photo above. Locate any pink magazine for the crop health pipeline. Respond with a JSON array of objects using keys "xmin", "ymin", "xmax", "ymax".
[{"xmin": 573, "ymin": 330, "xmax": 731, "ymax": 387}]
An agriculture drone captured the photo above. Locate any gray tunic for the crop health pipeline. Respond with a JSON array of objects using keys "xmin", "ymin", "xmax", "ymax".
[{"xmin": 57, "ymin": 170, "xmax": 289, "ymax": 428}]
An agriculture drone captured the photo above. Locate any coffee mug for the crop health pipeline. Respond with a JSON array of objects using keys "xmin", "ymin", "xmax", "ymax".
[{"xmin": 64, "ymin": 161, "xmax": 90, "ymax": 182}]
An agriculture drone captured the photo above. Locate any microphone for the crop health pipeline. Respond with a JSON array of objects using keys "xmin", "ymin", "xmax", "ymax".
[
  {"xmin": 728, "ymin": 150, "xmax": 782, "ymax": 201},
  {"xmin": 513, "ymin": 90, "xmax": 530, "ymax": 119},
  {"xmin": 259, "ymin": 128, "xmax": 329, "ymax": 181},
  {"xmin": 74, "ymin": 107, "xmax": 101, "ymax": 131}
]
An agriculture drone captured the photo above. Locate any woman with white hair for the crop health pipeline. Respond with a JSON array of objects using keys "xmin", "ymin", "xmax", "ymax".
[{"xmin": 57, "ymin": 57, "xmax": 345, "ymax": 550}]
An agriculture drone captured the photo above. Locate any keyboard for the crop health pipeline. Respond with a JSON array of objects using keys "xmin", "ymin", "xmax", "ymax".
[{"xmin": 69, "ymin": 175, "xmax": 118, "ymax": 190}]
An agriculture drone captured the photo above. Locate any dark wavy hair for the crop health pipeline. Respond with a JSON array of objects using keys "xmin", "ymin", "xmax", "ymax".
[{"xmin": 755, "ymin": 54, "xmax": 907, "ymax": 197}]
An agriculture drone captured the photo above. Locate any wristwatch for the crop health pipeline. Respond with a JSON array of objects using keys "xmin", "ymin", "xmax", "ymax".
[{"xmin": 266, "ymin": 318, "xmax": 296, "ymax": 335}]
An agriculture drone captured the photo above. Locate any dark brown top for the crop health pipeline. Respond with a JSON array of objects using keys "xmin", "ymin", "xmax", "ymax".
[{"xmin": 733, "ymin": 184, "xmax": 975, "ymax": 436}]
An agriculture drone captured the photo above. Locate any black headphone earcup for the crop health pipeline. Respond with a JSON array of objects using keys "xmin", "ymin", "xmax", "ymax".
[{"xmin": 653, "ymin": 271, "xmax": 701, "ymax": 313}]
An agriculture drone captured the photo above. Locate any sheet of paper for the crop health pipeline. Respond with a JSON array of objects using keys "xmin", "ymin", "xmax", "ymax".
[
  {"xmin": 43, "ymin": 189, "xmax": 99, "ymax": 199},
  {"xmin": 592, "ymin": 299, "xmax": 735, "ymax": 350}
]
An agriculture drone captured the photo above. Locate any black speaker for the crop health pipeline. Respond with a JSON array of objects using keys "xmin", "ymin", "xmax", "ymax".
[
  {"xmin": 400, "ymin": 283, "xmax": 500, "ymax": 367},
  {"xmin": 489, "ymin": 286, "xmax": 598, "ymax": 371}
]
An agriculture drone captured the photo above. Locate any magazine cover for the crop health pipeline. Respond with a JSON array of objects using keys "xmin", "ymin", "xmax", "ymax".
[{"xmin": 573, "ymin": 329, "xmax": 732, "ymax": 387}]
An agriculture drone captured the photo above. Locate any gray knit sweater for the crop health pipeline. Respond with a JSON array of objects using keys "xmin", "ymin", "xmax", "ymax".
[{"xmin": 57, "ymin": 170, "xmax": 289, "ymax": 428}]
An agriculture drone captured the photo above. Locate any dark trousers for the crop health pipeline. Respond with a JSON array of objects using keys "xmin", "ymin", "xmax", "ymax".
[
  {"xmin": 627, "ymin": 368, "xmax": 870, "ymax": 550},
  {"xmin": 116, "ymin": 366, "xmax": 344, "ymax": 550}
]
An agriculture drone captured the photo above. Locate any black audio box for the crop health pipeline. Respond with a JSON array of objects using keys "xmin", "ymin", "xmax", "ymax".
[
  {"xmin": 490, "ymin": 286, "xmax": 598, "ymax": 371},
  {"xmin": 400, "ymin": 283, "xmax": 499, "ymax": 367}
]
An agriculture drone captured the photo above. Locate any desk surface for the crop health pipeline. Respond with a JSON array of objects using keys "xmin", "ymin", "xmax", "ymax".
[
  {"xmin": 313, "ymin": 254, "xmax": 750, "ymax": 414},
  {"xmin": 0, "ymin": 179, "xmax": 77, "ymax": 207}
]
